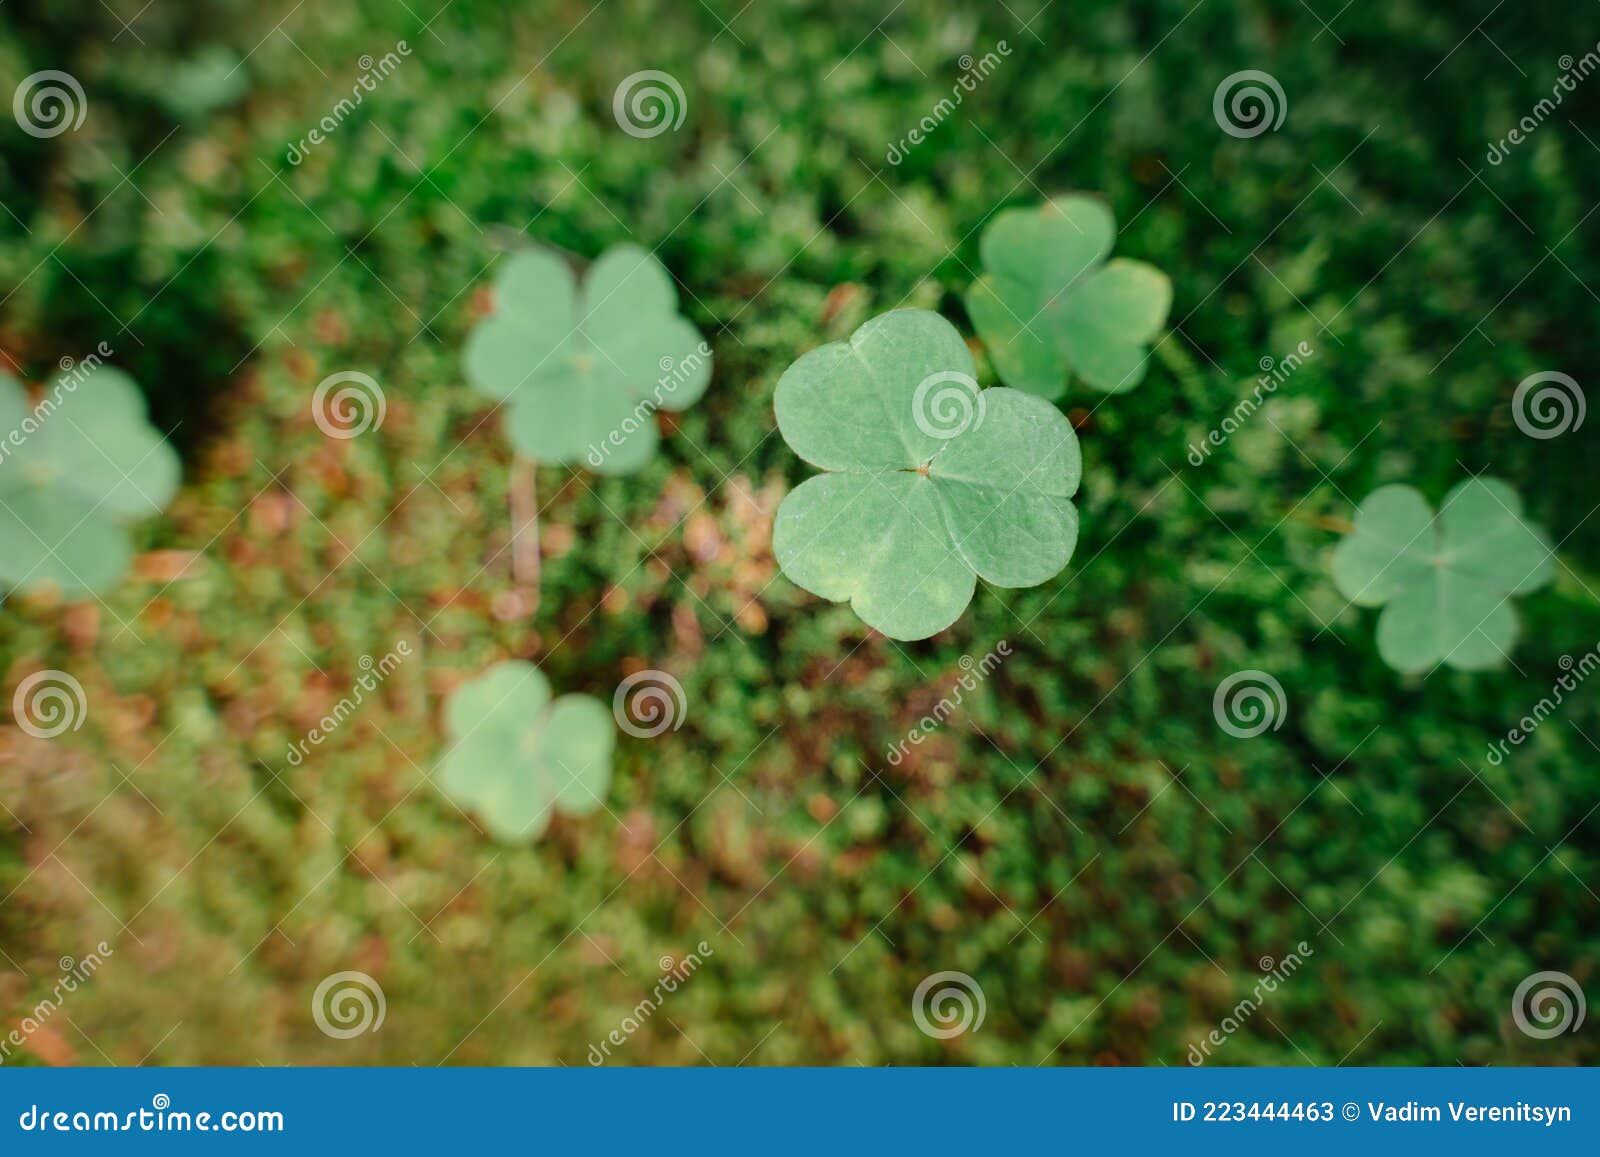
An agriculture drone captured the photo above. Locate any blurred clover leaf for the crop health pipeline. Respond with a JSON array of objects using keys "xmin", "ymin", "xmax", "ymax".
[
  {"xmin": 156, "ymin": 47, "xmax": 250, "ymax": 119},
  {"xmin": 0, "ymin": 365, "xmax": 179, "ymax": 598},
  {"xmin": 1331, "ymin": 478, "xmax": 1554, "ymax": 673},
  {"xmin": 436, "ymin": 661, "xmax": 614, "ymax": 842},
  {"xmin": 773, "ymin": 309, "xmax": 1081, "ymax": 641},
  {"xmin": 463, "ymin": 244, "xmax": 711, "ymax": 474},
  {"xmin": 965, "ymin": 195, "xmax": 1171, "ymax": 397}
]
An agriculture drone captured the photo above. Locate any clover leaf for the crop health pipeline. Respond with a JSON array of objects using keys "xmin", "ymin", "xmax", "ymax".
[
  {"xmin": 965, "ymin": 195, "xmax": 1171, "ymax": 397},
  {"xmin": 772, "ymin": 309, "xmax": 1081, "ymax": 641},
  {"xmin": 436, "ymin": 661, "xmax": 615, "ymax": 841},
  {"xmin": 462, "ymin": 244, "xmax": 711, "ymax": 474},
  {"xmin": 1331, "ymin": 478, "xmax": 1554, "ymax": 673},
  {"xmin": 0, "ymin": 364, "xmax": 179, "ymax": 598}
]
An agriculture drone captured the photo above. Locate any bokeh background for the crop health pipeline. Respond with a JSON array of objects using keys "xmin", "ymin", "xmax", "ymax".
[{"xmin": 1, "ymin": 0, "xmax": 1597, "ymax": 1065}]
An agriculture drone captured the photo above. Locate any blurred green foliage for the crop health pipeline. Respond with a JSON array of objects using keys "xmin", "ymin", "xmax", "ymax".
[{"xmin": 0, "ymin": 0, "xmax": 1596, "ymax": 1066}]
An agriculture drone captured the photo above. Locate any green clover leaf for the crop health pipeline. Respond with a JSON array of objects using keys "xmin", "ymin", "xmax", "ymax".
[
  {"xmin": 0, "ymin": 365, "xmax": 179, "ymax": 597},
  {"xmin": 1331, "ymin": 478, "xmax": 1554, "ymax": 673},
  {"xmin": 436, "ymin": 661, "xmax": 615, "ymax": 842},
  {"xmin": 462, "ymin": 244, "xmax": 711, "ymax": 474},
  {"xmin": 772, "ymin": 309, "xmax": 1081, "ymax": 641},
  {"xmin": 965, "ymin": 195, "xmax": 1171, "ymax": 397}
]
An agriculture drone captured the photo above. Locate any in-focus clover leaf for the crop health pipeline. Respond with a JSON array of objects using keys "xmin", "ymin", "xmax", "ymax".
[
  {"xmin": 0, "ymin": 365, "xmax": 180, "ymax": 598},
  {"xmin": 965, "ymin": 195, "xmax": 1171, "ymax": 397},
  {"xmin": 435, "ymin": 661, "xmax": 614, "ymax": 842},
  {"xmin": 772, "ymin": 309, "xmax": 1081, "ymax": 641},
  {"xmin": 1331, "ymin": 478, "xmax": 1554, "ymax": 673},
  {"xmin": 462, "ymin": 244, "xmax": 711, "ymax": 474}
]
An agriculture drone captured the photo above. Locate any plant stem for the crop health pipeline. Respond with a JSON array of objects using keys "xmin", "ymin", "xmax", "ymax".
[
  {"xmin": 510, "ymin": 457, "xmax": 540, "ymax": 614},
  {"xmin": 1296, "ymin": 512, "xmax": 1354, "ymax": 534}
]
